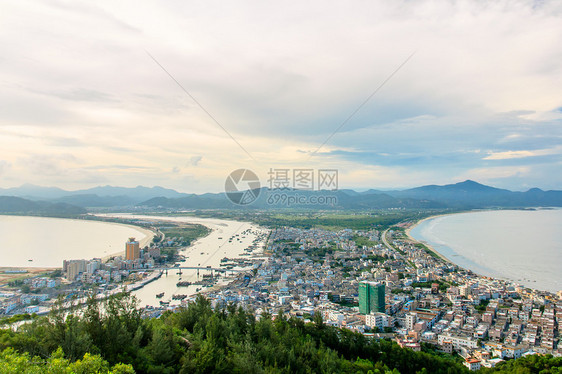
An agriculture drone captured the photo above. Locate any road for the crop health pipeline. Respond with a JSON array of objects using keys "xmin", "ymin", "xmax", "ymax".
[{"xmin": 381, "ymin": 228, "xmax": 394, "ymax": 251}]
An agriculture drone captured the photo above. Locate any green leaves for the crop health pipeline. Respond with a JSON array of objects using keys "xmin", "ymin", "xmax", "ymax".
[
  {"xmin": 2, "ymin": 293, "xmax": 553, "ymax": 373},
  {"xmin": 0, "ymin": 347, "xmax": 134, "ymax": 373}
]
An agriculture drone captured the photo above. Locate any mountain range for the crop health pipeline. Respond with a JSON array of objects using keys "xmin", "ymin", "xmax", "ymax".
[
  {"xmin": 0, "ymin": 184, "xmax": 187, "ymax": 206},
  {"xmin": 0, "ymin": 196, "xmax": 86, "ymax": 216},
  {"xmin": 0, "ymin": 180, "xmax": 561, "ymax": 213}
]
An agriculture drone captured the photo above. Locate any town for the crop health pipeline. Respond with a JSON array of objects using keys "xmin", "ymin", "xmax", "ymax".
[
  {"xmin": 0, "ymin": 219, "xmax": 211, "ymax": 316},
  {"xmin": 204, "ymin": 225, "xmax": 561, "ymax": 370},
  {"xmin": 1, "ymin": 220, "xmax": 561, "ymax": 372}
]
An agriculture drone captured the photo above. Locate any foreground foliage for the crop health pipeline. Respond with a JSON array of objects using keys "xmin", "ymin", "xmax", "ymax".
[
  {"xmin": 0, "ymin": 293, "xmax": 560, "ymax": 373},
  {"xmin": 0, "ymin": 347, "xmax": 134, "ymax": 373},
  {"xmin": 482, "ymin": 354, "xmax": 562, "ymax": 373}
]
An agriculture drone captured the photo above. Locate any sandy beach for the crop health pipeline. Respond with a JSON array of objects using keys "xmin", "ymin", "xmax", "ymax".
[
  {"xmin": 406, "ymin": 209, "xmax": 562, "ymax": 294},
  {"xmin": 0, "ymin": 267, "xmax": 56, "ymax": 285},
  {"xmin": 0, "ymin": 215, "xmax": 158, "ymax": 268},
  {"xmin": 404, "ymin": 213, "xmax": 457, "ymax": 264}
]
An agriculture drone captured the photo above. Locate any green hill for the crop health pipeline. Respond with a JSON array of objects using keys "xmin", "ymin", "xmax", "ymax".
[{"xmin": 1, "ymin": 293, "xmax": 559, "ymax": 373}]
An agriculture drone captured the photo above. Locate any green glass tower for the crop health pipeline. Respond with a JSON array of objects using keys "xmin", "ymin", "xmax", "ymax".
[{"xmin": 358, "ymin": 281, "xmax": 385, "ymax": 314}]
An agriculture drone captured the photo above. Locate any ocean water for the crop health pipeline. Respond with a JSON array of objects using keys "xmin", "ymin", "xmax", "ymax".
[
  {"xmin": 409, "ymin": 209, "xmax": 562, "ymax": 293},
  {"xmin": 0, "ymin": 215, "xmax": 149, "ymax": 268}
]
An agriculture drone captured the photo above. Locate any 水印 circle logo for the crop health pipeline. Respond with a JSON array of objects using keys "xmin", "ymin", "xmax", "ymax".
[{"xmin": 224, "ymin": 169, "xmax": 261, "ymax": 205}]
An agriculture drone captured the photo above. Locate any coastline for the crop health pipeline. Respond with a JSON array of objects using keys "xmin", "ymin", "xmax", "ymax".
[
  {"xmin": 0, "ymin": 267, "xmax": 57, "ymax": 286},
  {"xmin": 0, "ymin": 214, "xmax": 156, "ymax": 268},
  {"xmin": 404, "ymin": 210, "xmax": 508, "ymax": 274},
  {"xmin": 100, "ymin": 222, "xmax": 156, "ymax": 260},
  {"xmin": 404, "ymin": 210, "xmax": 561, "ymax": 295},
  {"xmin": 404, "ymin": 212, "xmax": 459, "ymax": 264},
  {"xmin": 100, "ymin": 214, "xmax": 266, "ymax": 307},
  {"xmin": 404, "ymin": 209, "xmax": 496, "ymax": 264}
]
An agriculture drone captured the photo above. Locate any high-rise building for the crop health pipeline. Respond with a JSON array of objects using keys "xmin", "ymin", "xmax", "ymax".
[
  {"xmin": 64, "ymin": 259, "xmax": 87, "ymax": 280},
  {"xmin": 359, "ymin": 281, "xmax": 385, "ymax": 314},
  {"xmin": 87, "ymin": 259, "xmax": 101, "ymax": 274},
  {"xmin": 125, "ymin": 237, "xmax": 140, "ymax": 260}
]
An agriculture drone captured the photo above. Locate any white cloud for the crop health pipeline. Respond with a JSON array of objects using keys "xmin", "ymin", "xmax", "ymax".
[
  {"xmin": 0, "ymin": 0, "xmax": 561, "ymax": 191},
  {"xmin": 483, "ymin": 146, "xmax": 562, "ymax": 160}
]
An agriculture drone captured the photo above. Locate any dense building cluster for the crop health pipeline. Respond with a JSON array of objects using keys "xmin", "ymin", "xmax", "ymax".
[
  {"xmin": 0, "ymin": 237, "xmax": 167, "ymax": 316},
  {"xmin": 1, "ymin": 222, "xmax": 560, "ymax": 372},
  {"xmin": 199, "ymin": 226, "xmax": 561, "ymax": 370}
]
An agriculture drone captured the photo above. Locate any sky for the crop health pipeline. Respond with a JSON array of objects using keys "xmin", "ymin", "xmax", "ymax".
[{"xmin": 0, "ymin": 0, "xmax": 561, "ymax": 193}]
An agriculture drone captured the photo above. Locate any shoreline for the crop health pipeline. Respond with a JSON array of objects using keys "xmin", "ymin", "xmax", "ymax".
[
  {"xmin": 100, "ymin": 222, "xmax": 156, "ymax": 260},
  {"xmin": 404, "ymin": 209, "xmax": 499, "ymax": 264},
  {"xmin": 405, "ymin": 210, "xmax": 511, "ymax": 276},
  {"xmin": 0, "ymin": 267, "xmax": 58, "ymax": 286},
  {"xmin": 404, "ymin": 212, "xmax": 459, "ymax": 264},
  {"xmin": 404, "ymin": 210, "xmax": 561, "ymax": 295},
  {"xmin": 99, "ymin": 214, "xmax": 265, "ymax": 306},
  {"xmin": 0, "ymin": 214, "xmax": 156, "ymax": 269}
]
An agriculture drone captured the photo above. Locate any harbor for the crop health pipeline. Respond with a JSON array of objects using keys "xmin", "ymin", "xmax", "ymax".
[{"xmin": 99, "ymin": 214, "xmax": 269, "ymax": 307}]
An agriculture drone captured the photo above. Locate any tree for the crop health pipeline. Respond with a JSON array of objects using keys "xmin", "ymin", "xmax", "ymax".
[{"xmin": 0, "ymin": 347, "xmax": 134, "ymax": 373}]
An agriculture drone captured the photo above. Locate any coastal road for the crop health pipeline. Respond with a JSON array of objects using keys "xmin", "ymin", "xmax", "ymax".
[
  {"xmin": 381, "ymin": 228, "xmax": 394, "ymax": 251},
  {"xmin": 382, "ymin": 227, "xmax": 414, "ymax": 268}
]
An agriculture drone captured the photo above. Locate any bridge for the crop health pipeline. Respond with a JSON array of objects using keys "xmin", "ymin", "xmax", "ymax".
[
  {"xmin": 160, "ymin": 266, "xmax": 244, "ymax": 273},
  {"xmin": 130, "ymin": 266, "xmax": 246, "ymax": 274}
]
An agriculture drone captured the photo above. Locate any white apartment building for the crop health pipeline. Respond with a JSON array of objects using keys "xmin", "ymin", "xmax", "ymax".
[
  {"xmin": 438, "ymin": 333, "xmax": 478, "ymax": 350},
  {"xmin": 406, "ymin": 312, "xmax": 417, "ymax": 330},
  {"xmin": 365, "ymin": 312, "xmax": 394, "ymax": 329}
]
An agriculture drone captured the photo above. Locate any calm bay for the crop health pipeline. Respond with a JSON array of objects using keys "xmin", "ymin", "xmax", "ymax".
[
  {"xmin": 409, "ymin": 209, "xmax": 562, "ymax": 293},
  {"xmin": 0, "ymin": 215, "xmax": 151, "ymax": 268}
]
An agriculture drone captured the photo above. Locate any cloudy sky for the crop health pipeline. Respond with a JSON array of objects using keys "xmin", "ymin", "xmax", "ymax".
[{"xmin": 1, "ymin": 0, "xmax": 561, "ymax": 193}]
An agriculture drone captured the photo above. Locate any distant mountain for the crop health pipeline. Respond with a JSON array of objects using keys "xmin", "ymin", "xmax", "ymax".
[
  {"xmin": 0, "ymin": 184, "xmax": 189, "ymax": 207},
  {"xmin": 52, "ymin": 194, "xmax": 137, "ymax": 208},
  {"xmin": 1, "ymin": 181, "xmax": 560, "ymax": 210},
  {"xmin": 385, "ymin": 180, "xmax": 562, "ymax": 208},
  {"xmin": 138, "ymin": 180, "xmax": 562, "ymax": 210},
  {"xmin": 138, "ymin": 188, "xmax": 446, "ymax": 210},
  {"xmin": 0, "ymin": 184, "xmax": 69, "ymax": 200},
  {"xmin": 0, "ymin": 196, "xmax": 86, "ymax": 216},
  {"xmin": 359, "ymin": 189, "xmax": 384, "ymax": 195},
  {"xmin": 72, "ymin": 185, "xmax": 187, "ymax": 202},
  {"xmin": 338, "ymin": 189, "xmax": 361, "ymax": 196}
]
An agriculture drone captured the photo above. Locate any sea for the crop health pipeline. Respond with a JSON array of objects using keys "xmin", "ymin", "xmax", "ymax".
[
  {"xmin": 0, "ymin": 215, "xmax": 149, "ymax": 268},
  {"xmin": 0, "ymin": 214, "xmax": 266, "ymax": 308},
  {"xmin": 409, "ymin": 208, "xmax": 562, "ymax": 293}
]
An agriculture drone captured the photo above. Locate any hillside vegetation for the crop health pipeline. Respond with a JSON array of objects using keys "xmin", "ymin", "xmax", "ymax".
[{"xmin": 1, "ymin": 293, "xmax": 560, "ymax": 373}]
